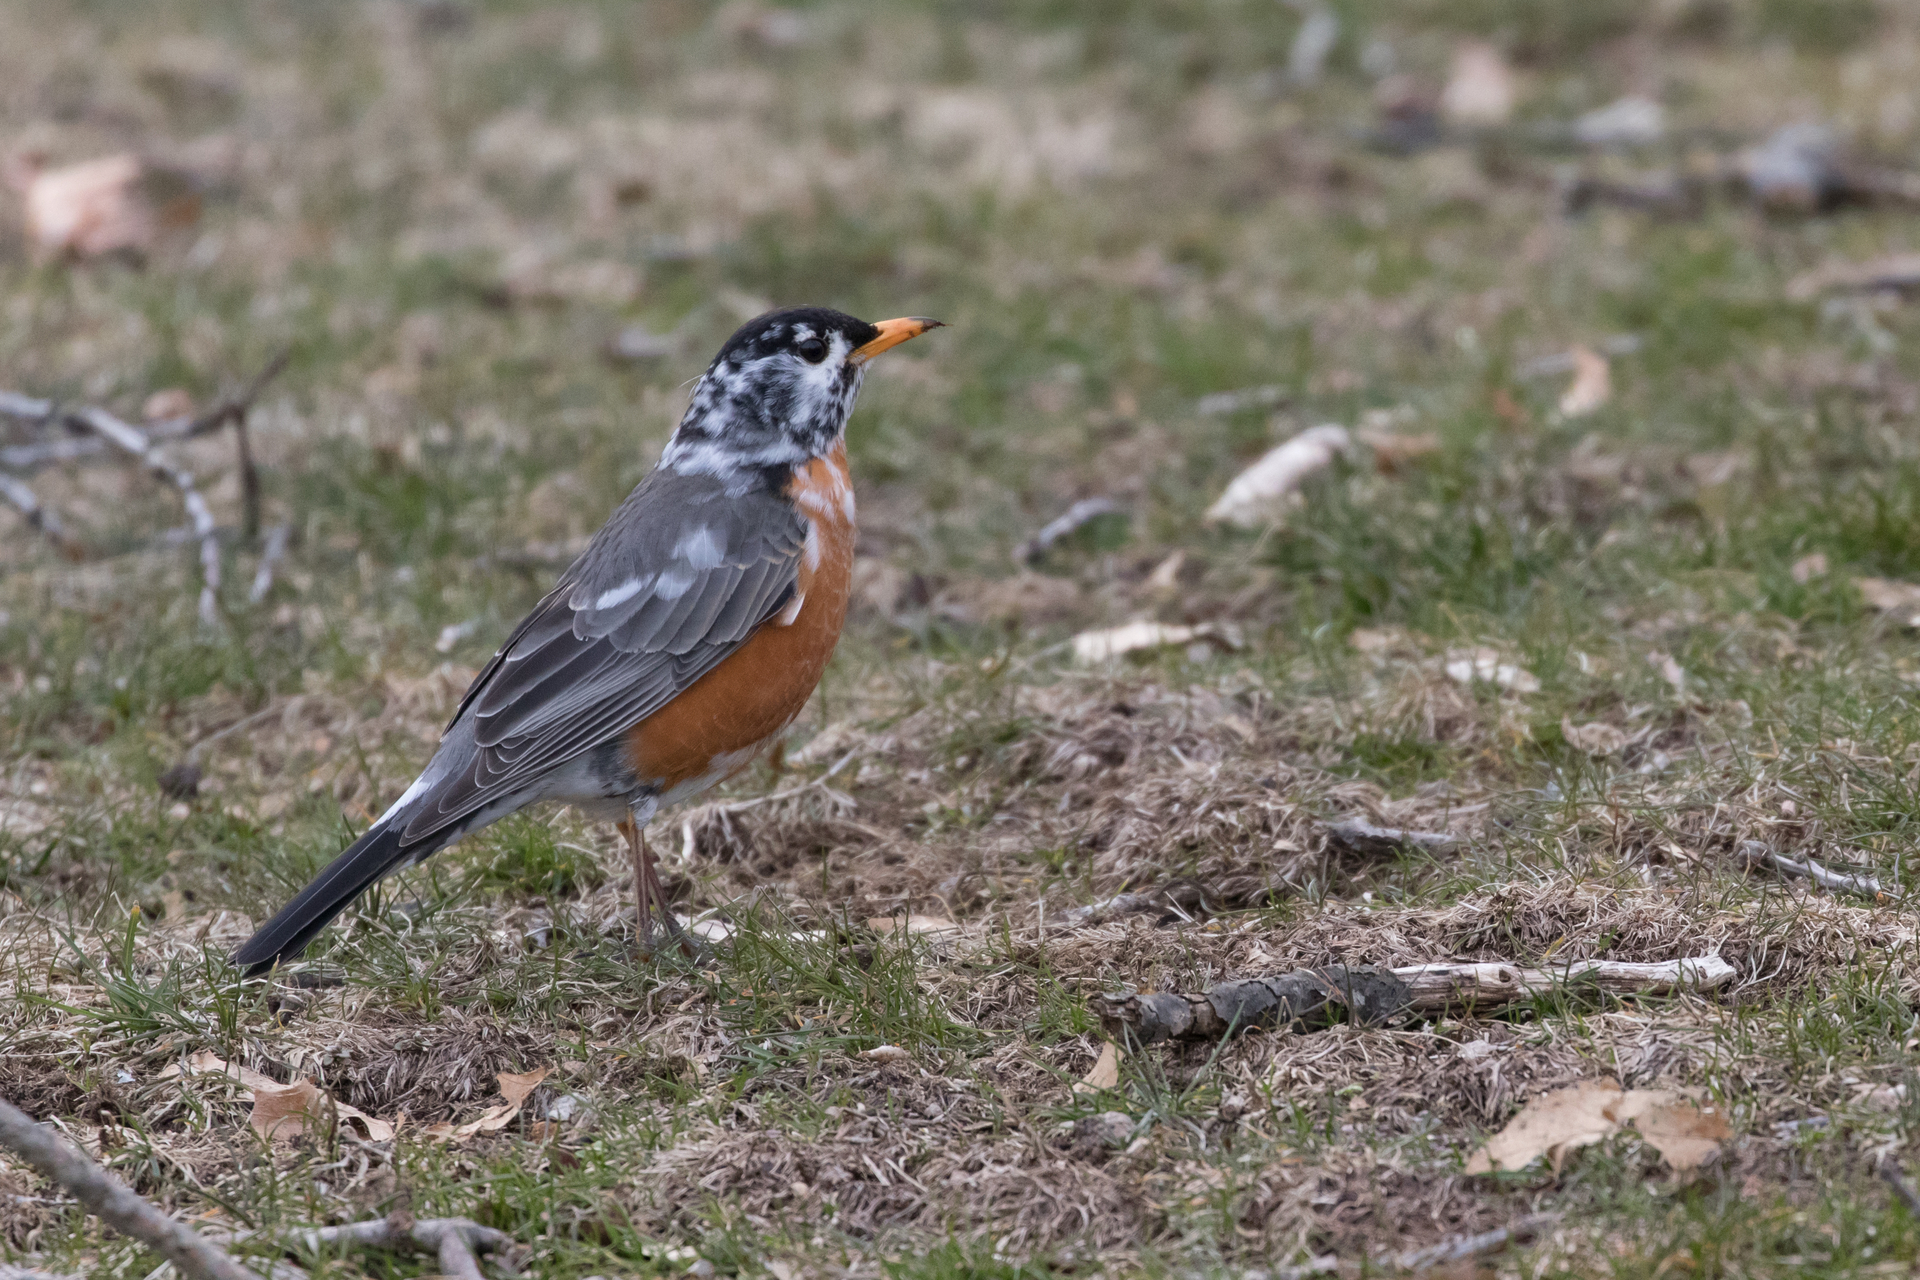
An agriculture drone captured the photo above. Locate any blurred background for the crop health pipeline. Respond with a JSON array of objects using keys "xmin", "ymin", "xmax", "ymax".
[
  {"xmin": 13, "ymin": 1, "xmax": 1920, "ymax": 1271},
  {"xmin": 5, "ymin": 0, "xmax": 1919, "ymax": 681}
]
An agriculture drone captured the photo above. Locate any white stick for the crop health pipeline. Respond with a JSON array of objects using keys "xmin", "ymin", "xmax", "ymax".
[
  {"xmin": 0, "ymin": 472, "xmax": 73, "ymax": 549},
  {"xmin": 248, "ymin": 524, "xmax": 291, "ymax": 604},
  {"xmin": 1737, "ymin": 841, "xmax": 1886, "ymax": 899},
  {"xmin": 71, "ymin": 406, "xmax": 222, "ymax": 627},
  {"xmin": 1394, "ymin": 956, "xmax": 1737, "ymax": 1010},
  {"xmin": 1325, "ymin": 818, "xmax": 1459, "ymax": 856}
]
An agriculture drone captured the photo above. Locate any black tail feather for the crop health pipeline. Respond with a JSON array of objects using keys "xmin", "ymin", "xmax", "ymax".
[{"xmin": 232, "ymin": 820, "xmax": 422, "ymax": 974}]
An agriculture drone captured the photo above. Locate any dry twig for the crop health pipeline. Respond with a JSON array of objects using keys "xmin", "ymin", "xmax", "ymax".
[
  {"xmin": 0, "ymin": 352, "xmax": 290, "ymax": 594},
  {"xmin": 1095, "ymin": 956, "xmax": 1735, "ymax": 1044},
  {"xmin": 0, "ymin": 471, "xmax": 77, "ymax": 554},
  {"xmin": 1736, "ymin": 840, "xmax": 1887, "ymax": 900},
  {"xmin": 249, "ymin": 524, "xmax": 291, "ymax": 604},
  {"xmin": 1011, "ymin": 496, "xmax": 1121, "ymax": 565},
  {"xmin": 68, "ymin": 404, "xmax": 224, "ymax": 626},
  {"xmin": 0, "ymin": 1098, "xmax": 264, "ymax": 1280},
  {"xmin": 1324, "ymin": 818, "xmax": 1459, "ymax": 856},
  {"xmin": 0, "ymin": 351, "xmax": 288, "ymax": 473}
]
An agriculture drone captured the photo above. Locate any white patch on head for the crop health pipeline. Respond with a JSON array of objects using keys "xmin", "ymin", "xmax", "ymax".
[
  {"xmin": 655, "ymin": 567, "xmax": 695, "ymax": 600},
  {"xmin": 786, "ymin": 330, "xmax": 857, "ymax": 424},
  {"xmin": 594, "ymin": 577, "xmax": 648, "ymax": 610},
  {"xmin": 673, "ymin": 524, "xmax": 726, "ymax": 569},
  {"xmin": 659, "ymin": 322, "xmax": 871, "ymax": 480}
]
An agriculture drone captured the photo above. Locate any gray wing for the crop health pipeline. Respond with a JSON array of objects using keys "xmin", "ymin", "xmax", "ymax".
[{"xmin": 400, "ymin": 468, "xmax": 805, "ymax": 841}]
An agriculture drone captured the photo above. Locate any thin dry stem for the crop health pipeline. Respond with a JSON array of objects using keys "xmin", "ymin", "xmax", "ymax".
[{"xmin": 0, "ymin": 1098, "xmax": 263, "ymax": 1280}]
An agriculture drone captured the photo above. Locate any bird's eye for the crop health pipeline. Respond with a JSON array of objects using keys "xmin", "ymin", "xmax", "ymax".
[{"xmin": 795, "ymin": 336, "xmax": 829, "ymax": 364}]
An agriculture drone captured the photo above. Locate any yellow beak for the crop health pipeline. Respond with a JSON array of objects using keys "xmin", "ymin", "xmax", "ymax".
[{"xmin": 851, "ymin": 316, "xmax": 944, "ymax": 364}]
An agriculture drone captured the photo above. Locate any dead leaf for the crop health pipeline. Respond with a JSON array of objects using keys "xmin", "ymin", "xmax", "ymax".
[
  {"xmin": 1348, "ymin": 626, "xmax": 1406, "ymax": 654},
  {"xmin": 1356, "ymin": 426, "xmax": 1442, "ymax": 473},
  {"xmin": 1205, "ymin": 424, "xmax": 1351, "ymax": 527},
  {"xmin": 250, "ymin": 1080, "xmax": 326, "ymax": 1143},
  {"xmin": 1857, "ymin": 577, "xmax": 1920, "ymax": 627},
  {"xmin": 859, "ymin": 1044, "xmax": 910, "ymax": 1064},
  {"xmin": 164, "ymin": 1053, "xmax": 396, "ymax": 1143},
  {"xmin": 1489, "ymin": 386, "xmax": 1530, "ymax": 428},
  {"xmin": 22, "ymin": 153, "xmax": 155, "ymax": 260},
  {"xmin": 1558, "ymin": 346, "xmax": 1611, "ymax": 417},
  {"xmin": 1070, "ymin": 620, "xmax": 1243, "ymax": 664},
  {"xmin": 1445, "ymin": 647, "xmax": 1540, "ymax": 694},
  {"xmin": 1561, "ymin": 718, "xmax": 1628, "ymax": 756},
  {"xmin": 1647, "ymin": 651, "xmax": 1686, "ymax": 694},
  {"xmin": 1465, "ymin": 1078, "xmax": 1731, "ymax": 1175},
  {"xmin": 1791, "ymin": 552, "xmax": 1829, "ymax": 584},
  {"xmin": 1466, "ymin": 1080, "xmax": 1625, "ymax": 1174},
  {"xmin": 1073, "ymin": 1041, "xmax": 1122, "ymax": 1094},
  {"xmin": 1440, "ymin": 41, "xmax": 1515, "ymax": 128},
  {"xmin": 160, "ymin": 1049, "xmax": 278, "ymax": 1092},
  {"xmin": 1615, "ymin": 1092, "xmax": 1731, "ymax": 1171},
  {"xmin": 497, "ymin": 1069, "xmax": 548, "ymax": 1107},
  {"xmin": 423, "ymin": 1067, "xmax": 551, "ymax": 1142},
  {"xmin": 142, "ymin": 388, "xmax": 195, "ymax": 422},
  {"xmin": 1141, "ymin": 550, "xmax": 1187, "ymax": 595}
]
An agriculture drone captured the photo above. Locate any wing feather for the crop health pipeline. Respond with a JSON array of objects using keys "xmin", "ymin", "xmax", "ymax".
[{"xmin": 400, "ymin": 469, "xmax": 805, "ymax": 843}]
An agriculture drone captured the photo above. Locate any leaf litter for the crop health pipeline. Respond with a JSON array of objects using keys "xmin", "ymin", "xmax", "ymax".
[
  {"xmin": 3, "ymin": 2, "xmax": 1920, "ymax": 1275},
  {"xmin": 1464, "ymin": 1078, "xmax": 1731, "ymax": 1175}
]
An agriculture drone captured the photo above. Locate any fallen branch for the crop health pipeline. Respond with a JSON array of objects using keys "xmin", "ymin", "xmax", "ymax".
[
  {"xmin": 0, "ymin": 352, "xmax": 289, "ymax": 595},
  {"xmin": 0, "ymin": 471, "xmax": 78, "ymax": 555},
  {"xmin": 1062, "ymin": 890, "xmax": 1189, "ymax": 927},
  {"xmin": 70, "ymin": 405, "xmax": 223, "ymax": 626},
  {"xmin": 0, "ymin": 1098, "xmax": 263, "ymax": 1280},
  {"xmin": 1093, "ymin": 955, "xmax": 1735, "ymax": 1045},
  {"xmin": 1011, "ymin": 497, "xmax": 1121, "ymax": 566},
  {"xmin": 1324, "ymin": 818, "xmax": 1458, "ymax": 857},
  {"xmin": 1736, "ymin": 840, "xmax": 1887, "ymax": 900},
  {"xmin": 0, "ymin": 350, "xmax": 289, "ymax": 474},
  {"xmin": 249, "ymin": 524, "xmax": 291, "ymax": 604}
]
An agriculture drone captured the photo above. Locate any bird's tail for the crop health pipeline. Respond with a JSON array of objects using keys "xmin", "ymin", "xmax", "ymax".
[{"xmin": 231, "ymin": 818, "xmax": 432, "ymax": 974}]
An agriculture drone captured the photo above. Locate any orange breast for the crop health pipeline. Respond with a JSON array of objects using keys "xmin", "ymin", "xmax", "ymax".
[{"xmin": 624, "ymin": 444, "xmax": 855, "ymax": 793}]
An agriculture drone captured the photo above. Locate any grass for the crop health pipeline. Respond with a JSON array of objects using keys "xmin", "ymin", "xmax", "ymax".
[{"xmin": 7, "ymin": 0, "xmax": 1920, "ymax": 1275}]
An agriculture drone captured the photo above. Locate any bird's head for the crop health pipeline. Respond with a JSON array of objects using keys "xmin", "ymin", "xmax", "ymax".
[{"xmin": 662, "ymin": 306, "xmax": 941, "ymax": 479}]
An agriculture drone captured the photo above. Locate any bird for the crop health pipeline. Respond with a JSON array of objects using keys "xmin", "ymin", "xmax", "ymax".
[{"xmin": 232, "ymin": 307, "xmax": 942, "ymax": 973}]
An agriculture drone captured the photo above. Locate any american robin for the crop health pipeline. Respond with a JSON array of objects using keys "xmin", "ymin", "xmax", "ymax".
[{"xmin": 233, "ymin": 308, "xmax": 942, "ymax": 972}]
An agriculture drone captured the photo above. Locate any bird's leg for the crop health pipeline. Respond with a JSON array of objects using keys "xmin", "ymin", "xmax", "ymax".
[
  {"xmin": 618, "ymin": 817, "xmax": 649, "ymax": 949},
  {"xmin": 619, "ymin": 816, "xmax": 697, "ymax": 959}
]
